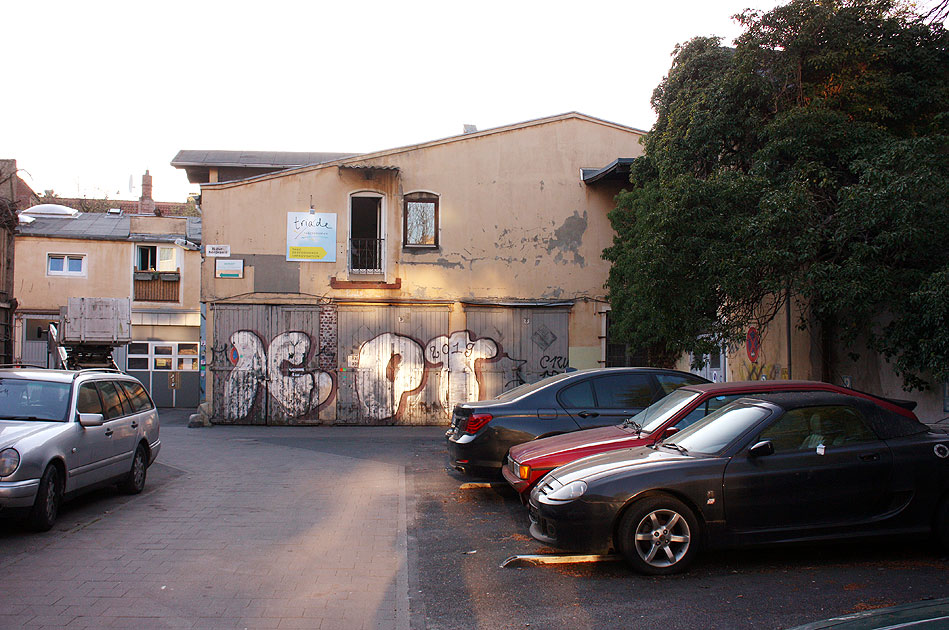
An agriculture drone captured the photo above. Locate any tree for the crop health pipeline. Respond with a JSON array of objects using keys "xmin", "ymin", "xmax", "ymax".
[{"xmin": 604, "ymin": 0, "xmax": 949, "ymax": 388}]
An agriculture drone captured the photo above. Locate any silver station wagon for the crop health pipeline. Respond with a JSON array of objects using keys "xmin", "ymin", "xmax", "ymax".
[{"xmin": 0, "ymin": 367, "xmax": 161, "ymax": 531}]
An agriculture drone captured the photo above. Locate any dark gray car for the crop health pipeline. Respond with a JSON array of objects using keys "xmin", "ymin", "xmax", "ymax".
[
  {"xmin": 446, "ymin": 367, "xmax": 708, "ymax": 477},
  {"xmin": 0, "ymin": 367, "xmax": 161, "ymax": 531}
]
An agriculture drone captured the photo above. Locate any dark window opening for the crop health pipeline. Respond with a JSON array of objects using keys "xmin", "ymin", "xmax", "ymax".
[{"xmin": 351, "ymin": 196, "xmax": 383, "ymax": 273}]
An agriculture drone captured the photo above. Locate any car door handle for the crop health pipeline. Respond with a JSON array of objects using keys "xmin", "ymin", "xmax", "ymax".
[
  {"xmin": 860, "ymin": 453, "xmax": 880, "ymax": 462},
  {"xmin": 104, "ymin": 429, "xmax": 114, "ymax": 437},
  {"xmin": 577, "ymin": 411, "xmax": 599, "ymax": 418},
  {"xmin": 130, "ymin": 421, "xmax": 139, "ymax": 429}
]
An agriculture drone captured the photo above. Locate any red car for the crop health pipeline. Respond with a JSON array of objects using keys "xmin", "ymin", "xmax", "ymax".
[{"xmin": 502, "ymin": 380, "xmax": 917, "ymax": 497}]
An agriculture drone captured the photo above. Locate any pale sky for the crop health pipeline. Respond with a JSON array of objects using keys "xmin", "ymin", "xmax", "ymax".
[{"xmin": 5, "ymin": 0, "xmax": 784, "ymax": 203}]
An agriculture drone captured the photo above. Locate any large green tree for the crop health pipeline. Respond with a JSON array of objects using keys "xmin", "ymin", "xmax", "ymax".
[{"xmin": 604, "ymin": 0, "xmax": 949, "ymax": 387}]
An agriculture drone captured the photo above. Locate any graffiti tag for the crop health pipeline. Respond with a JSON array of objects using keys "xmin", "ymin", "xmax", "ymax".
[{"xmin": 224, "ymin": 330, "xmax": 333, "ymax": 421}]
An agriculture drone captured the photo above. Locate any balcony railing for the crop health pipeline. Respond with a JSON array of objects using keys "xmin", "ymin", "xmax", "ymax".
[
  {"xmin": 133, "ymin": 270, "xmax": 180, "ymax": 302},
  {"xmin": 349, "ymin": 238, "xmax": 384, "ymax": 274}
]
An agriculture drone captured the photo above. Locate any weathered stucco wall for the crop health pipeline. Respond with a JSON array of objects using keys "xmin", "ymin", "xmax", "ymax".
[
  {"xmin": 15, "ymin": 235, "xmax": 201, "ymax": 312},
  {"xmin": 200, "ymin": 115, "xmax": 641, "ymax": 304},
  {"xmin": 15, "ymin": 236, "xmax": 132, "ymax": 308},
  {"xmin": 200, "ymin": 114, "xmax": 644, "ymax": 424}
]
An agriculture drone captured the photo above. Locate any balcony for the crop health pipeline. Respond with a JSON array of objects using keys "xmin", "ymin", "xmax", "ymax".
[
  {"xmin": 349, "ymin": 238, "xmax": 384, "ymax": 274},
  {"xmin": 133, "ymin": 270, "xmax": 180, "ymax": 302}
]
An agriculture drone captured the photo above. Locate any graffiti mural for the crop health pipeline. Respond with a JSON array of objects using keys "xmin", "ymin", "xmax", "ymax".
[
  {"xmin": 356, "ymin": 333, "xmax": 425, "ymax": 420},
  {"xmin": 225, "ymin": 330, "xmax": 333, "ymax": 421},
  {"xmin": 426, "ymin": 331, "xmax": 498, "ymax": 419},
  {"xmin": 224, "ymin": 331, "xmax": 267, "ymax": 421},
  {"xmin": 352, "ymin": 330, "xmax": 521, "ymax": 422}
]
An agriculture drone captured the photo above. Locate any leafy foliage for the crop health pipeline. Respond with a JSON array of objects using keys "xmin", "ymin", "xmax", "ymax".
[{"xmin": 604, "ymin": 0, "xmax": 949, "ymax": 387}]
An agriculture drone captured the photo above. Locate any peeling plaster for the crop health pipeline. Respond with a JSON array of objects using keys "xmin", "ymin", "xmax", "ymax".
[{"xmin": 546, "ymin": 210, "xmax": 587, "ymax": 267}]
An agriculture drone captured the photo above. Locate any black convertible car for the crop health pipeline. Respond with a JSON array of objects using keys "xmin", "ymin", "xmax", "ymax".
[{"xmin": 529, "ymin": 391, "xmax": 949, "ymax": 575}]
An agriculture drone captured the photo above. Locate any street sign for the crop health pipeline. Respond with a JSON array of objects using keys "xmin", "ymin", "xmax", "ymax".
[{"xmin": 746, "ymin": 327, "xmax": 760, "ymax": 363}]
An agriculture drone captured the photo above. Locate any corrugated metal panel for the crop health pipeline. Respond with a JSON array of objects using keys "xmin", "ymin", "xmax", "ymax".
[
  {"xmin": 337, "ymin": 305, "xmax": 449, "ymax": 425},
  {"xmin": 463, "ymin": 307, "xmax": 571, "ymax": 396}
]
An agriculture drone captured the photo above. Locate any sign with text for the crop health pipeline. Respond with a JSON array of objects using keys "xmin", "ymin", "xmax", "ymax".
[
  {"xmin": 206, "ymin": 244, "xmax": 230, "ymax": 257},
  {"xmin": 215, "ymin": 258, "xmax": 244, "ymax": 278},
  {"xmin": 287, "ymin": 212, "xmax": 336, "ymax": 262}
]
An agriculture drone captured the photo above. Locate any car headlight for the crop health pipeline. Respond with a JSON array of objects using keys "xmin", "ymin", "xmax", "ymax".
[
  {"xmin": 0, "ymin": 448, "xmax": 20, "ymax": 477},
  {"xmin": 540, "ymin": 480, "xmax": 587, "ymax": 503}
]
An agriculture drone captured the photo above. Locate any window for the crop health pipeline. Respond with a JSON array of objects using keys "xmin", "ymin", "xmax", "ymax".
[
  {"xmin": 403, "ymin": 192, "xmax": 439, "ymax": 248},
  {"xmin": 96, "ymin": 381, "xmax": 128, "ymax": 419},
  {"xmin": 558, "ymin": 381, "xmax": 595, "ymax": 408},
  {"xmin": 758, "ymin": 406, "xmax": 878, "ymax": 453},
  {"xmin": 350, "ymin": 194, "xmax": 384, "ymax": 273},
  {"xmin": 118, "ymin": 381, "xmax": 154, "ymax": 412},
  {"xmin": 77, "ymin": 383, "xmax": 103, "ymax": 414},
  {"xmin": 47, "ymin": 254, "xmax": 86, "ymax": 277},
  {"xmin": 591, "ymin": 374, "xmax": 655, "ymax": 408},
  {"xmin": 136, "ymin": 245, "xmax": 177, "ymax": 271},
  {"xmin": 655, "ymin": 373, "xmax": 710, "ymax": 395},
  {"xmin": 127, "ymin": 341, "xmax": 199, "ymax": 373}
]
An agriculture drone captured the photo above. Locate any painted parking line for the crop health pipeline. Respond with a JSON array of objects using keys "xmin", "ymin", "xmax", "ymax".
[{"xmin": 500, "ymin": 554, "xmax": 622, "ymax": 568}]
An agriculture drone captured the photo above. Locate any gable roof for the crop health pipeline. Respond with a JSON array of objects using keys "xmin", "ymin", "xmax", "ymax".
[
  {"xmin": 17, "ymin": 213, "xmax": 202, "ymax": 243},
  {"xmin": 200, "ymin": 112, "xmax": 646, "ymax": 190},
  {"xmin": 171, "ymin": 150, "xmax": 359, "ymax": 169}
]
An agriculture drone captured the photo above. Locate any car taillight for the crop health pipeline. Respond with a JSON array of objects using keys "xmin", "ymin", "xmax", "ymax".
[{"xmin": 464, "ymin": 413, "xmax": 492, "ymax": 434}]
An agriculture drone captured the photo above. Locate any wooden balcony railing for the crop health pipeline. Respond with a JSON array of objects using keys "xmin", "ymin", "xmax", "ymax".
[{"xmin": 133, "ymin": 270, "xmax": 180, "ymax": 302}]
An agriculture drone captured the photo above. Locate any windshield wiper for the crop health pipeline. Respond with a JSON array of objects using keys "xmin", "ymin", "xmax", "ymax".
[
  {"xmin": 622, "ymin": 417, "xmax": 642, "ymax": 434},
  {"xmin": 0, "ymin": 415, "xmax": 53, "ymax": 421},
  {"xmin": 661, "ymin": 442, "xmax": 688, "ymax": 455}
]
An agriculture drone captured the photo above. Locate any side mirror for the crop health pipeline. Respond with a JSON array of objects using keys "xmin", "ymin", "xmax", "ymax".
[
  {"xmin": 79, "ymin": 413, "xmax": 105, "ymax": 427},
  {"xmin": 748, "ymin": 440, "xmax": 774, "ymax": 458},
  {"xmin": 662, "ymin": 426, "xmax": 679, "ymax": 439}
]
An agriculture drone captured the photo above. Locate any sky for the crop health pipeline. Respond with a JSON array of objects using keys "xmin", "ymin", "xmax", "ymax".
[{"xmin": 5, "ymin": 0, "xmax": 786, "ymax": 203}]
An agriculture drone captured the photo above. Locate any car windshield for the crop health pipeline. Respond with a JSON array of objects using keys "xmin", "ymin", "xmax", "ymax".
[
  {"xmin": 661, "ymin": 402, "xmax": 771, "ymax": 455},
  {"xmin": 633, "ymin": 389, "xmax": 702, "ymax": 434},
  {"xmin": 0, "ymin": 378, "xmax": 71, "ymax": 422},
  {"xmin": 494, "ymin": 372, "xmax": 578, "ymax": 402}
]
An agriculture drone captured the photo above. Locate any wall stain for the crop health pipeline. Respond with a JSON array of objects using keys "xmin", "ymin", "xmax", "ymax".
[{"xmin": 545, "ymin": 210, "xmax": 587, "ymax": 267}]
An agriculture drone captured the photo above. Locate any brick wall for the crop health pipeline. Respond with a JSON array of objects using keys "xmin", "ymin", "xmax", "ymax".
[{"xmin": 318, "ymin": 303, "xmax": 338, "ymax": 371}]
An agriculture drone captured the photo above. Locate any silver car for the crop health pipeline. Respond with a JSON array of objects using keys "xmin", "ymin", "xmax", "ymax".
[{"xmin": 0, "ymin": 367, "xmax": 161, "ymax": 531}]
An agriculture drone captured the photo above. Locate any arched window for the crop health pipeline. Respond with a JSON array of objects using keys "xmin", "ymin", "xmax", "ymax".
[{"xmin": 403, "ymin": 192, "xmax": 439, "ymax": 248}]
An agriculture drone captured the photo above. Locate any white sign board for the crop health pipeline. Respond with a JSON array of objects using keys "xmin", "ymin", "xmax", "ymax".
[
  {"xmin": 215, "ymin": 258, "xmax": 244, "ymax": 279},
  {"xmin": 206, "ymin": 244, "xmax": 230, "ymax": 257},
  {"xmin": 287, "ymin": 212, "xmax": 336, "ymax": 262}
]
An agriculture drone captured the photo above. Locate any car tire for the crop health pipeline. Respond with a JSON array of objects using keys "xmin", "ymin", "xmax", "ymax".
[
  {"xmin": 617, "ymin": 495, "xmax": 700, "ymax": 576},
  {"xmin": 119, "ymin": 445, "xmax": 147, "ymax": 495},
  {"xmin": 936, "ymin": 495, "xmax": 949, "ymax": 553},
  {"xmin": 27, "ymin": 464, "xmax": 62, "ymax": 532}
]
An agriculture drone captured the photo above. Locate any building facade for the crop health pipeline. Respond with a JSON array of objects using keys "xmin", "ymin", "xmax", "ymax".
[
  {"xmin": 192, "ymin": 113, "xmax": 645, "ymax": 425},
  {"xmin": 14, "ymin": 209, "xmax": 202, "ymax": 407}
]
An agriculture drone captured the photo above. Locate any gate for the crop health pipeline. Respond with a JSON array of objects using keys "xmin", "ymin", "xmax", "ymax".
[
  {"xmin": 463, "ymin": 306, "xmax": 571, "ymax": 397},
  {"xmin": 337, "ymin": 305, "xmax": 449, "ymax": 425},
  {"xmin": 210, "ymin": 304, "xmax": 333, "ymax": 425}
]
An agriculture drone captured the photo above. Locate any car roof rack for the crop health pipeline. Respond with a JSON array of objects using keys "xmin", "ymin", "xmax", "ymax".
[
  {"xmin": 0, "ymin": 363, "xmax": 51, "ymax": 369},
  {"xmin": 71, "ymin": 368, "xmax": 125, "ymax": 380}
]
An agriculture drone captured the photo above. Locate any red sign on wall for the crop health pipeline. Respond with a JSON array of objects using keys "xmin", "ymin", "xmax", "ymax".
[{"xmin": 746, "ymin": 327, "xmax": 760, "ymax": 363}]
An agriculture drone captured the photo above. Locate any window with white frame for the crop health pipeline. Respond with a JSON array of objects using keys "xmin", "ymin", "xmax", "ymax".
[
  {"xmin": 403, "ymin": 192, "xmax": 439, "ymax": 248},
  {"xmin": 47, "ymin": 254, "xmax": 86, "ymax": 277},
  {"xmin": 136, "ymin": 245, "xmax": 178, "ymax": 272},
  {"xmin": 127, "ymin": 341, "xmax": 199, "ymax": 372}
]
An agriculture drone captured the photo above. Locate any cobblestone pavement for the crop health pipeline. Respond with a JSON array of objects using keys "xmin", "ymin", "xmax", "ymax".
[{"xmin": 0, "ymin": 409, "xmax": 436, "ymax": 630}]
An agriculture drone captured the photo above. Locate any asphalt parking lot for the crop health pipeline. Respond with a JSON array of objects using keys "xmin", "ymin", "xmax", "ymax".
[{"xmin": 1, "ymin": 410, "xmax": 948, "ymax": 629}]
